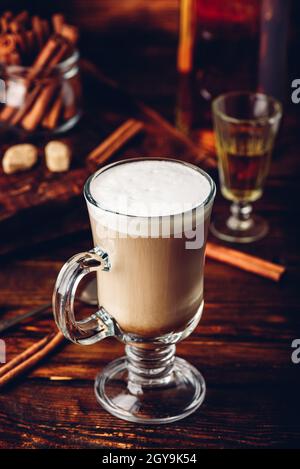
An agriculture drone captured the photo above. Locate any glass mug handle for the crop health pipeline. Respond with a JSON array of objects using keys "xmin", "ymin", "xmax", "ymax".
[{"xmin": 52, "ymin": 247, "xmax": 116, "ymax": 345}]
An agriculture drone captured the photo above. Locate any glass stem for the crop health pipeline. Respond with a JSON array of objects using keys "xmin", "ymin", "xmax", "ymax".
[
  {"xmin": 227, "ymin": 201, "xmax": 254, "ymax": 231},
  {"xmin": 126, "ymin": 344, "xmax": 175, "ymax": 391}
]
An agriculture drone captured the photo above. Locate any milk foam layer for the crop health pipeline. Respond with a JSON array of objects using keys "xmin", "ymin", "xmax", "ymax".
[{"xmin": 89, "ymin": 160, "xmax": 211, "ymax": 217}]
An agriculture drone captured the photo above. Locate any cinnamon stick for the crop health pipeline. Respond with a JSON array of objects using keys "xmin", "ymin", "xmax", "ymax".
[
  {"xmin": 21, "ymin": 83, "xmax": 57, "ymax": 131},
  {"xmin": 42, "ymin": 93, "xmax": 63, "ymax": 129},
  {"xmin": 27, "ymin": 36, "xmax": 58, "ymax": 80},
  {"xmin": 0, "ymin": 34, "xmax": 16, "ymax": 55},
  {"xmin": 0, "ymin": 105, "xmax": 16, "ymax": 121},
  {"xmin": 0, "ymin": 11, "xmax": 12, "ymax": 34},
  {"xmin": 0, "ymin": 36, "xmax": 71, "ymax": 129},
  {"xmin": 62, "ymin": 75, "xmax": 81, "ymax": 121},
  {"xmin": 0, "ymin": 331, "xmax": 64, "ymax": 388},
  {"xmin": 206, "ymin": 242, "xmax": 285, "ymax": 282},
  {"xmin": 0, "ymin": 12, "xmax": 79, "ymax": 131},
  {"xmin": 32, "ymin": 15, "xmax": 44, "ymax": 49},
  {"xmin": 52, "ymin": 13, "xmax": 65, "ymax": 34},
  {"xmin": 87, "ymin": 119, "xmax": 144, "ymax": 169},
  {"xmin": 45, "ymin": 39, "xmax": 69, "ymax": 70},
  {"xmin": 10, "ymin": 20, "xmax": 21, "ymax": 33},
  {"xmin": 0, "ymin": 17, "xmax": 9, "ymax": 33},
  {"xmin": 15, "ymin": 11, "xmax": 29, "ymax": 25},
  {"xmin": 60, "ymin": 24, "xmax": 79, "ymax": 45},
  {"xmin": 10, "ymin": 84, "xmax": 42, "ymax": 125}
]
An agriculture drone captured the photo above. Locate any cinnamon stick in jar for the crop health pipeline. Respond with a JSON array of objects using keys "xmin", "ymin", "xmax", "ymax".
[
  {"xmin": 1, "ymin": 10, "xmax": 13, "ymax": 32},
  {"xmin": 32, "ymin": 15, "xmax": 44, "ymax": 49},
  {"xmin": 60, "ymin": 24, "xmax": 79, "ymax": 45},
  {"xmin": 45, "ymin": 39, "xmax": 70, "ymax": 71},
  {"xmin": 52, "ymin": 13, "xmax": 65, "ymax": 34},
  {"xmin": 0, "ymin": 34, "xmax": 16, "ymax": 56},
  {"xmin": 27, "ymin": 37, "xmax": 58, "ymax": 80},
  {"xmin": 21, "ymin": 83, "xmax": 57, "ymax": 131},
  {"xmin": 15, "ymin": 10, "xmax": 29, "ymax": 25},
  {"xmin": 10, "ymin": 85, "xmax": 43, "ymax": 126},
  {"xmin": 0, "ymin": 105, "xmax": 16, "ymax": 122},
  {"xmin": 0, "ymin": 11, "xmax": 80, "ymax": 132},
  {"xmin": 1, "ymin": 37, "xmax": 72, "ymax": 129},
  {"xmin": 42, "ymin": 93, "xmax": 63, "ymax": 129},
  {"xmin": 0, "ymin": 17, "xmax": 9, "ymax": 33}
]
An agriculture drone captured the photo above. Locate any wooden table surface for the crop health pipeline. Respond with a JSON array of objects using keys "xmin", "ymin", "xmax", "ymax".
[{"xmin": 0, "ymin": 63, "xmax": 300, "ymax": 449}]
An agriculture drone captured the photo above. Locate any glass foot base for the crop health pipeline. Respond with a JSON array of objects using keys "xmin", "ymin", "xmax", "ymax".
[
  {"xmin": 94, "ymin": 356, "xmax": 206, "ymax": 424},
  {"xmin": 210, "ymin": 213, "xmax": 268, "ymax": 243}
]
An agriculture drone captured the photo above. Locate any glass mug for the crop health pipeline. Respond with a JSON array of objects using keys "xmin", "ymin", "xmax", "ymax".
[{"xmin": 53, "ymin": 158, "xmax": 216, "ymax": 424}]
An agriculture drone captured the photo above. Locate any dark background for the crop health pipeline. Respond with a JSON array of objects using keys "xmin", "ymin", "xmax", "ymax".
[{"xmin": 1, "ymin": 0, "xmax": 299, "ymax": 117}]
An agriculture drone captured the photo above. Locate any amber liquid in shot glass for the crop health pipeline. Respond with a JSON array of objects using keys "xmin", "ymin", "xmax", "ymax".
[{"xmin": 211, "ymin": 92, "xmax": 282, "ymax": 243}]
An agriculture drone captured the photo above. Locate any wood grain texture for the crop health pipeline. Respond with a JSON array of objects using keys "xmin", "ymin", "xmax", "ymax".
[{"xmin": 0, "ymin": 97, "xmax": 299, "ymax": 448}]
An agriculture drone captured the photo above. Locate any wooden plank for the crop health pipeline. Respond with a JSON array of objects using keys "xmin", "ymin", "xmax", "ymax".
[{"xmin": 0, "ymin": 379, "xmax": 299, "ymax": 449}]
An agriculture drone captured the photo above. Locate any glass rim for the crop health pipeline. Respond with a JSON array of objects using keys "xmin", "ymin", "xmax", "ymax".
[
  {"xmin": 84, "ymin": 157, "xmax": 216, "ymax": 219},
  {"xmin": 0, "ymin": 48, "xmax": 79, "ymax": 75},
  {"xmin": 212, "ymin": 91, "xmax": 282, "ymax": 125}
]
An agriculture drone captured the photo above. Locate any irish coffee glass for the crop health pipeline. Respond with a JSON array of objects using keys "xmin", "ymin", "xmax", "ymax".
[{"xmin": 53, "ymin": 158, "xmax": 215, "ymax": 424}]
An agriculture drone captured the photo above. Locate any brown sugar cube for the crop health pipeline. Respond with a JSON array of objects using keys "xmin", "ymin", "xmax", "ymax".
[
  {"xmin": 2, "ymin": 143, "xmax": 38, "ymax": 174},
  {"xmin": 45, "ymin": 140, "xmax": 71, "ymax": 172}
]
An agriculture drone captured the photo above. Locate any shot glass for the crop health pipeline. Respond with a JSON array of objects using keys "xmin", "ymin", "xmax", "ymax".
[{"xmin": 211, "ymin": 91, "xmax": 282, "ymax": 243}]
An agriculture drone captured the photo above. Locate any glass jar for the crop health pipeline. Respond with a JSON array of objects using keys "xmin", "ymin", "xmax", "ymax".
[{"xmin": 0, "ymin": 48, "xmax": 81, "ymax": 134}]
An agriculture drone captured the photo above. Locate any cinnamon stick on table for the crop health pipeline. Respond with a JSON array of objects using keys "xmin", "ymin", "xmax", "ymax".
[
  {"xmin": 0, "ymin": 331, "xmax": 64, "ymax": 388},
  {"xmin": 87, "ymin": 119, "xmax": 144, "ymax": 169},
  {"xmin": 206, "ymin": 242, "xmax": 285, "ymax": 282}
]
